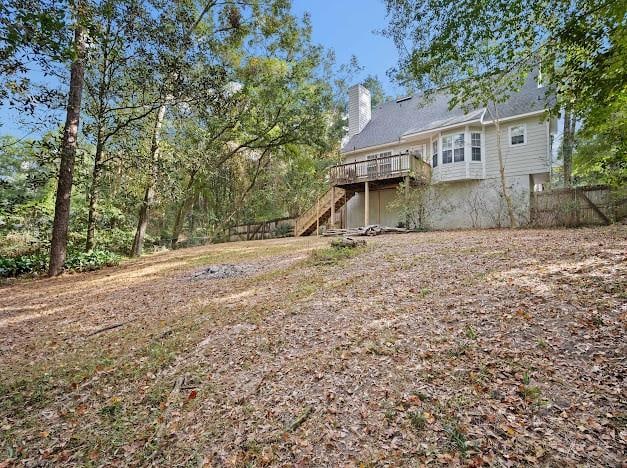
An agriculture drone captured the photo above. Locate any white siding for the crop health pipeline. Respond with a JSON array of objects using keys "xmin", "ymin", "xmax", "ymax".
[
  {"xmin": 484, "ymin": 115, "xmax": 550, "ymax": 178},
  {"xmin": 341, "ymin": 114, "xmax": 550, "ymax": 229},
  {"xmin": 344, "ymin": 189, "xmax": 401, "ymax": 228}
]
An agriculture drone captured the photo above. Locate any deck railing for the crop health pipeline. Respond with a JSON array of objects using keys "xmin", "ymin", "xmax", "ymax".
[{"xmin": 330, "ymin": 153, "xmax": 431, "ymax": 186}]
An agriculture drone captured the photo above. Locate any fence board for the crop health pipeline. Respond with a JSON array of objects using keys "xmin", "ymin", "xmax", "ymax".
[{"xmin": 530, "ymin": 186, "xmax": 615, "ymax": 227}]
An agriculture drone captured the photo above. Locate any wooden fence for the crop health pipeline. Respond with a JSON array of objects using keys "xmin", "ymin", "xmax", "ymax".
[
  {"xmin": 530, "ymin": 186, "xmax": 624, "ymax": 227},
  {"xmin": 227, "ymin": 217, "xmax": 296, "ymax": 242}
]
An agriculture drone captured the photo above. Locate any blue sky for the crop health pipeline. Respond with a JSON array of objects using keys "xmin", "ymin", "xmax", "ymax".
[
  {"xmin": 0, "ymin": 0, "xmax": 398, "ymax": 138},
  {"xmin": 292, "ymin": 0, "xmax": 400, "ymax": 93}
]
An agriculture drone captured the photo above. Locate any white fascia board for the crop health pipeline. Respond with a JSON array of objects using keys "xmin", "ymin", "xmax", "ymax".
[
  {"xmin": 400, "ymin": 118, "xmax": 483, "ymax": 142},
  {"xmin": 481, "ymin": 109, "xmax": 546, "ymax": 125},
  {"xmin": 341, "ymin": 140, "xmax": 402, "ymax": 156}
]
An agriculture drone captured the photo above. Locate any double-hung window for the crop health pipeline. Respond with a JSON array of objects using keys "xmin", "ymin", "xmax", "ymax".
[
  {"xmin": 442, "ymin": 135, "xmax": 453, "ymax": 163},
  {"xmin": 432, "ymin": 140, "xmax": 438, "ymax": 167},
  {"xmin": 509, "ymin": 125, "xmax": 526, "ymax": 146},
  {"xmin": 379, "ymin": 151, "xmax": 392, "ymax": 174},
  {"xmin": 453, "ymin": 133, "xmax": 464, "ymax": 162},
  {"xmin": 471, "ymin": 132, "xmax": 481, "ymax": 161}
]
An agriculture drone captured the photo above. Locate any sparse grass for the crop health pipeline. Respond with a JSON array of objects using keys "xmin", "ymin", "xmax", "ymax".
[
  {"xmin": 307, "ymin": 245, "xmax": 366, "ymax": 266},
  {"xmin": 520, "ymin": 385, "xmax": 542, "ymax": 402},
  {"xmin": 0, "ymin": 227, "xmax": 624, "ymax": 465},
  {"xmin": 408, "ymin": 411, "xmax": 426, "ymax": 432},
  {"xmin": 445, "ymin": 422, "xmax": 468, "ymax": 457}
]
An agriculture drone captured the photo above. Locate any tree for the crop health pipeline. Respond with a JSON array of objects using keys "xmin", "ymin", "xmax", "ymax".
[
  {"xmin": 48, "ymin": 0, "xmax": 88, "ymax": 276},
  {"xmin": 130, "ymin": 0, "xmax": 249, "ymax": 257},
  {"xmin": 573, "ymin": 88, "xmax": 627, "ymax": 189},
  {"xmin": 384, "ymin": 0, "xmax": 626, "ymax": 196},
  {"xmin": 362, "ymin": 74, "xmax": 389, "ymax": 107},
  {"xmin": 0, "ymin": 0, "xmax": 70, "ymax": 114},
  {"xmin": 82, "ymin": 0, "xmax": 162, "ymax": 251}
]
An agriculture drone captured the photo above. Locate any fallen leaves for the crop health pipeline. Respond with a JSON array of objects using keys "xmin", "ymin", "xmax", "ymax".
[{"xmin": 0, "ymin": 228, "xmax": 626, "ymax": 466}]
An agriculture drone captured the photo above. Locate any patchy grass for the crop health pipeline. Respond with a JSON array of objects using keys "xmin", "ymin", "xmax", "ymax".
[{"xmin": 306, "ymin": 244, "xmax": 367, "ymax": 266}]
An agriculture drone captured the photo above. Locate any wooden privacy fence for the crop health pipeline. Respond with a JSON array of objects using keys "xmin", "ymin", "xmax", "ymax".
[
  {"xmin": 227, "ymin": 217, "xmax": 296, "ymax": 242},
  {"xmin": 530, "ymin": 186, "xmax": 624, "ymax": 227}
]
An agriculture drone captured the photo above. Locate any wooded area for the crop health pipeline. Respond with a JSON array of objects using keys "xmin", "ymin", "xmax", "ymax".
[
  {"xmin": 0, "ymin": 0, "xmax": 360, "ymax": 277},
  {"xmin": 0, "ymin": 0, "xmax": 625, "ymax": 277}
]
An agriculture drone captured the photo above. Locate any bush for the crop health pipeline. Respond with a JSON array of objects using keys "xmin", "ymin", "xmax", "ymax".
[
  {"xmin": 0, "ymin": 249, "xmax": 121, "ymax": 278},
  {"xmin": 63, "ymin": 249, "xmax": 121, "ymax": 272},
  {"xmin": 0, "ymin": 251, "xmax": 48, "ymax": 278}
]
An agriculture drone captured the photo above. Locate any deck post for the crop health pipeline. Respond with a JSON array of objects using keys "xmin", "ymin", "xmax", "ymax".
[
  {"xmin": 330, "ymin": 186, "xmax": 336, "ymax": 227},
  {"xmin": 404, "ymin": 175, "xmax": 410, "ymax": 228},
  {"xmin": 364, "ymin": 181, "xmax": 370, "ymax": 226},
  {"xmin": 316, "ymin": 197, "xmax": 320, "ymax": 236}
]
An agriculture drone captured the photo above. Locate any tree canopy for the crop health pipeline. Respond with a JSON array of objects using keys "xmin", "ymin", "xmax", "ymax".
[{"xmin": 0, "ymin": 0, "xmax": 347, "ymax": 276}]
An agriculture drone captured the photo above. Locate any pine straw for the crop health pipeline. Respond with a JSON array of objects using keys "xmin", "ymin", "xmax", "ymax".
[{"xmin": 0, "ymin": 227, "xmax": 625, "ymax": 466}]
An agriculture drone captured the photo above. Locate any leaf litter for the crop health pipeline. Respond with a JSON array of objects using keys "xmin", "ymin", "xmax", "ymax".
[{"xmin": 0, "ymin": 228, "xmax": 625, "ymax": 466}]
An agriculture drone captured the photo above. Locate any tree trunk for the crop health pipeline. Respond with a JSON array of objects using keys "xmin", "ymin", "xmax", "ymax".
[
  {"xmin": 171, "ymin": 170, "xmax": 198, "ymax": 246},
  {"xmin": 48, "ymin": 6, "xmax": 87, "ymax": 276},
  {"xmin": 493, "ymin": 113, "xmax": 517, "ymax": 228},
  {"xmin": 85, "ymin": 129, "xmax": 104, "ymax": 251},
  {"xmin": 562, "ymin": 108, "xmax": 573, "ymax": 187},
  {"xmin": 131, "ymin": 103, "xmax": 166, "ymax": 257}
]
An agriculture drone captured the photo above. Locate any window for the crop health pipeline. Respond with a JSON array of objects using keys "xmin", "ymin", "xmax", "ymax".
[
  {"xmin": 432, "ymin": 140, "xmax": 438, "ymax": 167},
  {"xmin": 509, "ymin": 125, "xmax": 526, "ymax": 146},
  {"xmin": 471, "ymin": 132, "xmax": 481, "ymax": 161},
  {"xmin": 366, "ymin": 151, "xmax": 391, "ymax": 175},
  {"xmin": 378, "ymin": 151, "xmax": 392, "ymax": 173},
  {"xmin": 453, "ymin": 133, "xmax": 464, "ymax": 162},
  {"xmin": 442, "ymin": 135, "xmax": 453, "ymax": 163}
]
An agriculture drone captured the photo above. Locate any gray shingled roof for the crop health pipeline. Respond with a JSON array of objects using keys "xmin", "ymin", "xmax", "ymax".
[{"xmin": 341, "ymin": 73, "xmax": 547, "ymax": 154}]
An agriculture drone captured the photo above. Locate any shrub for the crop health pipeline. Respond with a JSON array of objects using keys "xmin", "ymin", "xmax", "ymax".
[
  {"xmin": 0, "ymin": 249, "xmax": 121, "ymax": 278},
  {"xmin": 307, "ymin": 245, "xmax": 365, "ymax": 266},
  {"xmin": 63, "ymin": 249, "xmax": 121, "ymax": 272},
  {"xmin": 0, "ymin": 251, "xmax": 48, "ymax": 278}
]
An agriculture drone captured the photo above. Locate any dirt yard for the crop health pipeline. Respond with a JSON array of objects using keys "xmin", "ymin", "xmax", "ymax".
[{"xmin": 1, "ymin": 227, "xmax": 625, "ymax": 466}]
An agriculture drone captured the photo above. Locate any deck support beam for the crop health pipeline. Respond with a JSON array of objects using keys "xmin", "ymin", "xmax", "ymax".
[
  {"xmin": 364, "ymin": 181, "xmax": 369, "ymax": 226},
  {"xmin": 330, "ymin": 186, "xmax": 335, "ymax": 227},
  {"xmin": 316, "ymin": 198, "xmax": 320, "ymax": 236}
]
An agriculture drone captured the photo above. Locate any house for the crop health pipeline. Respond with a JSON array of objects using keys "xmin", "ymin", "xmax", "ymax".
[{"xmin": 294, "ymin": 72, "xmax": 558, "ymax": 235}]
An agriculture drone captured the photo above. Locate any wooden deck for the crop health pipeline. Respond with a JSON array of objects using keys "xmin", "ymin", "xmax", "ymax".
[{"xmin": 329, "ymin": 153, "xmax": 431, "ymax": 189}]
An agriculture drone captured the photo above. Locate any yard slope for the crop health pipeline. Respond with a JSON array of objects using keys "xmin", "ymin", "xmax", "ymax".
[{"xmin": 0, "ymin": 227, "xmax": 625, "ymax": 466}]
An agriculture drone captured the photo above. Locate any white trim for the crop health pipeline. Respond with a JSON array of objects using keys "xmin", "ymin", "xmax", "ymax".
[
  {"xmin": 341, "ymin": 140, "xmax": 400, "ymax": 156},
  {"xmin": 508, "ymin": 124, "xmax": 527, "ymax": 147},
  {"xmin": 401, "ymin": 119, "xmax": 482, "ymax": 140},
  {"xmin": 464, "ymin": 125, "xmax": 470, "ymax": 178},
  {"xmin": 545, "ymin": 120, "xmax": 551, "ymax": 166},
  {"xmin": 481, "ymin": 109, "xmax": 545, "ymax": 125},
  {"xmin": 481, "ymin": 125, "xmax": 486, "ymax": 178}
]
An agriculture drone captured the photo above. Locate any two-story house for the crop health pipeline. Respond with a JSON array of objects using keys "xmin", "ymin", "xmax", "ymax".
[{"xmin": 294, "ymin": 73, "xmax": 557, "ymax": 235}]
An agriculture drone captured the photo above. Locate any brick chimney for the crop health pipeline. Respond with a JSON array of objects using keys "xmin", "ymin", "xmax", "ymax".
[{"xmin": 348, "ymin": 84, "xmax": 371, "ymax": 139}]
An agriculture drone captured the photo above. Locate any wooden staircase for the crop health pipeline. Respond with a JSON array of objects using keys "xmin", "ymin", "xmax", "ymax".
[{"xmin": 294, "ymin": 188, "xmax": 354, "ymax": 236}]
